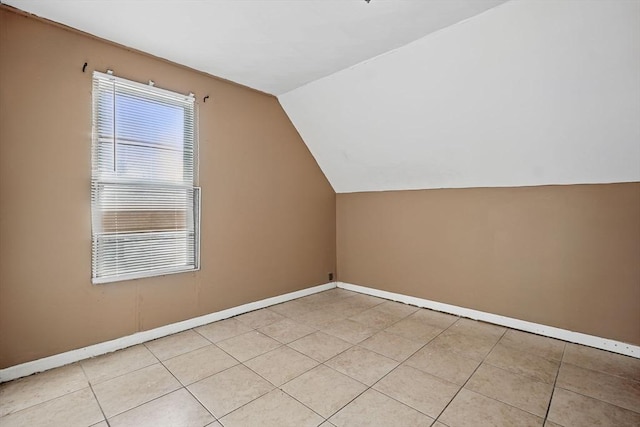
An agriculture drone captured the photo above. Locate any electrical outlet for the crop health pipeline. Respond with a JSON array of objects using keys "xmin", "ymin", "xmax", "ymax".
[{"xmin": 328, "ymin": 272, "xmax": 334, "ymax": 281}]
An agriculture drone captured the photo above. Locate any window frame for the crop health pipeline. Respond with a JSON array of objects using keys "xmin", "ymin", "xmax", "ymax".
[{"xmin": 91, "ymin": 71, "xmax": 200, "ymax": 284}]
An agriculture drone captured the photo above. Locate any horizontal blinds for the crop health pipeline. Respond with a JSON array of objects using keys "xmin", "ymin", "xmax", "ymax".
[{"xmin": 91, "ymin": 71, "xmax": 199, "ymax": 283}]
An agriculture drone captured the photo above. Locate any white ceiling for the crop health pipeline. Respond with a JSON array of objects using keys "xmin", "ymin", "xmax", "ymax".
[
  {"xmin": 4, "ymin": 0, "xmax": 506, "ymax": 95},
  {"xmin": 281, "ymin": 0, "xmax": 640, "ymax": 192}
]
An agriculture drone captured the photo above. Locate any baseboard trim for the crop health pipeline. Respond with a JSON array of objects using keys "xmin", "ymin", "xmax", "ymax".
[
  {"xmin": 0, "ymin": 282, "xmax": 337, "ymax": 383},
  {"xmin": 337, "ymin": 282, "xmax": 639, "ymax": 358}
]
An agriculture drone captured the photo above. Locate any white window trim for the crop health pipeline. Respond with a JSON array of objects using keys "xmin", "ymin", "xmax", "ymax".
[{"xmin": 91, "ymin": 71, "xmax": 200, "ymax": 284}]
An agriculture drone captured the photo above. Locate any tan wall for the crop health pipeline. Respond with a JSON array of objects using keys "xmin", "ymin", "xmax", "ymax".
[
  {"xmin": 0, "ymin": 8, "xmax": 336, "ymax": 368},
  {"xmin": 337, "ymin": 183, "xmax": 640, "ymax": 345}
]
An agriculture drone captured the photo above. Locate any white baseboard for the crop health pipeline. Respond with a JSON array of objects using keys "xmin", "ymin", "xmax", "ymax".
[
  {"xmin": 337, "ymin": 282, "xmax": 639, "ymax": 359},
  {"xmin": 0, "ymin": 282, "xmax": 337, "ymax": 383},
  {"xmin": 3, "ymin": 279, "xmax": 637, "ymax": 383}
]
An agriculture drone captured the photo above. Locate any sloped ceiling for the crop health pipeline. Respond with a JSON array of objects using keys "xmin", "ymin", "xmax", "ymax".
[
  {"xmin": 281, "ymin": 0, "xmax": 640, "ymax": 192},
  {"xmin": 2, "ymin": 0, "xmax": 506, "ymax": 95}
]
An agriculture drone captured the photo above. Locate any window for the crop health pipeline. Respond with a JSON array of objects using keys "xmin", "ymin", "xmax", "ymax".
[{"xmin": 91, "ymin": 71, "xmax": 200, "ymax": 284}]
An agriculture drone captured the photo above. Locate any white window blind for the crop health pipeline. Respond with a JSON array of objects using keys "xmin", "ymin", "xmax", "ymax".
[{"xmin": 91, "ymin": 71, "xmax": 200, "ymax": 284}]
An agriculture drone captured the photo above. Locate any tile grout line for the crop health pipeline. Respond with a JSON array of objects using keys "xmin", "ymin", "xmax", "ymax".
[
  {"xmin": 92, "ymin": 341, "xmax": 191, "ymax": 423},
  {"xmin": 159, "ymin": 352, "xmax": 221, "ymax": 425},
  {"xmin": 79, "ymin": 342, "xmax": 165, "ymax": 390},
  {"xmin": 547, "ymin": 360, "xmax": 640, "ymax": 417},
  {"xmin": 210, "ymin": 358, "xmax": 325, "ymax": 424},
  {"xmin": 0, "ymin": 368, "xmax": 89, "ymax": 421},
  {"xmin": 181, "ymin": 309, "xmax": 326, "ymax": 425},
  {"xmin": 432, "ymin": 326, "xmax": 509, "ymax": 424},
  {"xmin": 145, "ymin": 298, "xmax": 635, "ymax": 424},
  {"xmin": 432, "ymin": 328, "xmax": 575, "ymax": 423},
  {"xmin": 174, "ymin": 325, "xmax": 269, "ymax": 424},
  {"xmin": 264, "ymin": 297, "xmax": 373, "ymax": 423},
  {"xmin": 240, "ymin": 292, "xmax": 387, "ymax": 423},
  {"xmin": 79, "ymin": 362, "xmax": 111, "ymax": 427},
  {"xmin": 284, "ymin": 362, "xmax": 371, "ymax": 423},
  {"xmin": 559, "ymin": 359, "xmax": 640, "ymax": 385},
  {"xmin": 336, "ymin": 314, "xmax": 462, "ymax": 422},
  {"xmin": 152, "ymin": 304, "xmax": 326, "ymax": 424},
  {"xmin": 323, "ymin": 313, "xmax": 479, "ymax": 423},
  {"xmin": 542, "ymin": 341, "xmax": 567, "ymax": 425}
]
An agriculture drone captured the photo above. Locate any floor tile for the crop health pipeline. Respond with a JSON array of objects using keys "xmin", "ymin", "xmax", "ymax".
[
  {"xmin": 485, "ymin": 343, "xmax": 560, "ymax": 384},
  {"xmin": 409, "ymin": 309, "xmax": 459, "ymax": 329},
  {"xmin": 326, "ymin": 298, "xmax": 371, "ymax": 316},
  {"xmin": 325, "ymin": 346, "xmax": 399, "ymax": 386},
  {"xmin": 3, "ymin": 290, "xmax": 638, "ymax": 427},
  {"xmin": 556, "ymin": 363, "xmax": 640, "ymax": 413},
  {"xmin": 465, "ymin": 363, "xmax": 553, "ymax": 417},
  {"xmin": 288, "ymin": 331, "xmax": 352, "ymax": 362},
  {"xmin": 216, "ymin": 331, "xmax": 281, "ymax": 362},
  {"xmin": 92, "ymin": 363, "xmax": 181, "ymax": 418},
  {"xmin": 547, "ymin": 387, "xmax": 640, "ymax": 427},
  {"xmin": 349, "ymin": 308, "xmax": 403, "ymax": 330},
  {"xmin": 297, "ymin": 291, "xmax": 342, "ymax": 306},
  {"xmin": 330, "ymin": 388, "xmax": 433, "ymax": 427},
  {"xmin": 429, "ymin": 331, "xmax": 500, "ymax": 361},
  {"xmin": 281, "ymin": 365, "xmax": 367, "ymax": 418},
  {"xmin": 321, "ymin": 318, "xmax": 378, "ymax": 344},
  {"xmin": 294, "ymin": 308, "xmax": 346, "ymax": 328},
  {"xmin": 108, "ymin": 388, "xmax": 214, "ymax": 427},
  {"xmin": 446, "ymin": 318, "xmax": 507, "ymax": 339},
  {"xmin": 405, "ymin": 343, "xmax": 480, "ymax": 385},
  {"xmin": 439, "ymin": 389, "xmax": 543, "ymax": 427},
  {"xmin": 244, "ymin": 346, "xmax": 318, "ymax": 386},
  {"xmin": 344, "ymin": 293, "xmax": 385, "ymax": 309},
  {"xmin": 81, "ymin": 345, "xmax": 158, "ymax": 385},
  {"xmin": 371, "ymin": 300, "xmax": 419, "ymax": 318},
  {"xmin": 188, "ymin": 364, "xmax": 273, "ymax": 418},
  {"xmin": 326, "ymin": 304, "xmax": 368, "ymax": 320},
  {"xmin": 259, "ymin": 318, "xmax": 316, "ymax": 343},
  {"xmin": 373, "ymin": 364, "xmax": 459, "ymax": 418},
  {"xmin": 220, "ymin": 389, "xmax": 323, "ymax": 427},
  {"xmin": 194, "ymin": 318, "xmax": 252, "ymax": 343},
  {"xmin": 145, "ymin": 330, "xmax": 211, "ymax": 361},
  {"xmin": 163, "ymin": 344, "xmax": 238, "ymax": 385},
  {"xmin": 324, "ymin": 288, "xmax": 358, "ymax": 299},
  {"xmin": 384, "ymin": 317, "xmax": 444, "ymax": 344},
  {"xmin": 563, "ymin": 343, "xmax": 640, "ymax": 382},
  {"xmin": 0, "ymin": 388, "xmax": 103, "ymax": 427},
  {"xmin": 235, "ymin": 308, "xmax": 286, "ymax": 329},
  {"xmin": 499, "ymin": 329, "xmax": 565, "ymax": 361},
  {"xmin": 359, "ymin": 331, "xmax": 424, "ymax": 362},
  {"xmin": 0, "ymin": 363, "xmax": 88, "ymax": 417},
  {"xmin": 268, "ymin": 300, "xmax": 314, "ymax": 318}
]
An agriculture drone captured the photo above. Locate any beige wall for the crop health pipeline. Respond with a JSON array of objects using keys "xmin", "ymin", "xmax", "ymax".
[
  {"xmin": 1, "ymin": 6, "xmax": 638, "ymax": 371},
  {"xmin": 0, "ymin": 8, "xmax": 336, "ymax": 368},
  {"xmin": 337, "ymin": 183, "xmax": 640, "ymax": 346}
]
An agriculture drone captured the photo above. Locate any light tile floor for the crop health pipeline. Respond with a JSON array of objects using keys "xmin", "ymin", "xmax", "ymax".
[{"xmin": 1, "ymin": 288, "xmax": 639, "ymax": 426}]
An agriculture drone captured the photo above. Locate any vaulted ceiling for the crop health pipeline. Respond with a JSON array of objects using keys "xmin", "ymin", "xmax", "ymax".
[
  {"xmin": 281, "ymin": 0, "xmax": 640, "ymax": 192},
  {"xmin": 5, "ymin": 0, "xmax": 640, "ymax": 193},
  {"xmin": 3, "ymin": 0, "xmax": 506, "ymax": 95}
]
